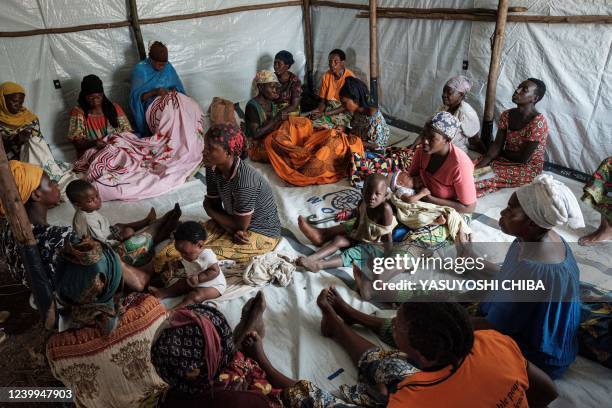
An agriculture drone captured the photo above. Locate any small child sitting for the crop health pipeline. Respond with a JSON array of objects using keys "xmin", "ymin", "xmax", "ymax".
[
  {"xmin": 389, "ymin": 170, "xmax": 471, "ymax": 241},
  {"xmin": 297, "ymin": 174, "xmax": 397, "ymax": 272},
  {"xmin": 66, "ymin": 179, "xmax": 181, "ymax": 266},
  {"xmin": 149, "ymin": 221, "xmax": 225, "ymax": 309}
]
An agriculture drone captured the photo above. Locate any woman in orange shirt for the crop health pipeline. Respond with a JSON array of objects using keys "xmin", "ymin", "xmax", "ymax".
[{"xmin": 238, "ymin": 295, "xmax": 558, "ymax": 408}]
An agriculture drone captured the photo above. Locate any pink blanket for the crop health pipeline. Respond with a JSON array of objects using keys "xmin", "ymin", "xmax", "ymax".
[{"xmin": 74, "ymin": 92, "xmax": 205, "ymax": 201}]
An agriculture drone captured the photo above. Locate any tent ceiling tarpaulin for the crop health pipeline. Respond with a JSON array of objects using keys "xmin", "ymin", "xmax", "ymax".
[{"xmin": 0, "ymin": 0, "xmax": 610, "ymax": 172}]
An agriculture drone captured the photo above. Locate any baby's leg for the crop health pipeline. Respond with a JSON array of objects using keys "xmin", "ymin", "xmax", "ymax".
[
  {"xmin": 148, "ymin": 278, "xmax": 191, "ymax": 300},
  {"xmin": 171, "ymin": 287, "xmax": 222, "ymax": 310},
  {"xmin": 433, "ymin": 214, "xmax": 446, "ymax": 225}
]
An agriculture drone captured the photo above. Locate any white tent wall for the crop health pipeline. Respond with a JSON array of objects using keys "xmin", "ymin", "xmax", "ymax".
[
  {"xmin": 311, "ymin": 0, "xmax": 612, "ymax": 174},
  {"xmin": 0, "ymin": 0, "xmax": 306, "ymax": 162}
]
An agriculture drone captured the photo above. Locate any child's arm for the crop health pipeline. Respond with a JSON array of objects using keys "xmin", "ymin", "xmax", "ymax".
[
  {"xmin": 400, "ymin": 187, "xmax": 430, "ymax": 203},
  {"xmin": 380, "ymin": 202, "xmax": 395, "ymax": 254},
  {"xmin": 188, "ymin": 263, "xmax": 221, "ymax": 286},
  {"xmin": 352, "ymin": 200, "xmax": 364, "ymax": 230}
]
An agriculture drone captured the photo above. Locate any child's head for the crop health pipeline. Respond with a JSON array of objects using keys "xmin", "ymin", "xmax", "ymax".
[
  {"xmin": 393, "ymin": 302, "xmax": 474, "ymax": 371},
  {"xmin": 363, "ymin": 174, "xmax": 388, "ymax": 209},
  {"xmin": 173, "ymin": 221, "xmax": 208, "ymax": 262},
  {"xmin": 390, "ymin": 170, "xmax": 414, "ymax": 191},
  {"xmin": 66, "ymin": 179, "xmax": 101, "ymax": 212}
]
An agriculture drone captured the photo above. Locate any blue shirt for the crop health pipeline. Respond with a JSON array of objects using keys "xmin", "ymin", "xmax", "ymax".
[{"xmin": 479, "ymin": 238, "xmax": 581, "ymax": 379}]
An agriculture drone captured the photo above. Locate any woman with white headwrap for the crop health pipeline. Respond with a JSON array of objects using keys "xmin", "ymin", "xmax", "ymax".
[
  {"xmin": 438, "ymin": 75, "xmax": 485, "ymax": 153},
  {"xmin": 472, "ymin": 174, "xmax": 584, "ymax": 379}
]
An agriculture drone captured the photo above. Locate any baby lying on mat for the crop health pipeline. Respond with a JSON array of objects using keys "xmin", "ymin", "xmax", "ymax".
[{"xmin": 389, "ymin": 170, "xmax": 471, "ymax": 241}]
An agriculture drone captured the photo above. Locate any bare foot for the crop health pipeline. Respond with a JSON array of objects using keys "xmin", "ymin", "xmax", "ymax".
[
  {"xmin": 297, "ymin": 256, "xmax": 322, "ymax": 272},
  {"xmin": 298, "ymin": 215, "xmax": 325, "ymax": 246},
  {"xmin": 433, "ymin": 214, "xmax": 446, "ymax": 225},
  {"xmin": 456, "ymin": 227, "xmax": 471, "ymax": 244},
  {"xmin": 148, "ymin": 286, "xmax": 168, "ymax": 299},
  {"xmin": 579, "ymin": 223, "xmax": 612, "ymax": 246},
  {"xmin": 326, "ymin": 287, "xmax": 357, "ymax": 325},
  {"xmin": 317, "ymin": 289, "xmax": 344, "ymax": 338},
  {"xmin": 233, "ymin": 291, "xmax": 267, "ymax": 348},
  {"xmin": 146, "ymin": 208, "xmax": 157, "ymax": 224},
  {"xmin": 242, "ymin": 331, "xmax": 267, "ymax": 362}
]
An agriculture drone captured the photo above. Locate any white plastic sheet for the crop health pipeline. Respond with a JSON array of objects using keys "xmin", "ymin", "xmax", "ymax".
[
  {"xmin": 0, "ymin": 0, "xmax": 305, "ymax": 163},
  {"xmin": 311, "ymin": 0, "xmax": 612, "ymax": 174}
]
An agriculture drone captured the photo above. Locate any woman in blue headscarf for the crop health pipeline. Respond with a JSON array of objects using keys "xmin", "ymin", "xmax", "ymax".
[{"xmin": 130, "ymin": 41, "xmax": 186, "ymax": 137}]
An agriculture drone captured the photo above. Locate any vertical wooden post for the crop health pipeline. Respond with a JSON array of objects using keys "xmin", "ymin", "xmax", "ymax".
[
  {"xmin": 369, "ymin": 0, "xmax": 379, "ymax": 105},
  {"xmin": 0, "ymin": 141, "xmax": 54, "ymax": 327},
  {"xmin": 302, "ymin": 0, "xmax": 314, "ymax": 93},
  {"xmin": 128, "ymin": 0, "xmax": 147, "ymax": 60},
  {"xmin": 481, "ymin": 0, "xmax": 509, "ymax": 147}
]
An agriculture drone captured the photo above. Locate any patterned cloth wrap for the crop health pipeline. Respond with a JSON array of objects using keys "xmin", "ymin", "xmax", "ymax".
[
  {"xmin": 115, "ymin": 231, "xmax": 155, "ymax": 267},
  {"xmin": 151, "ymin": 304, "xmax": 283, "ymax": 406},
  {"xmin": 47, "ymin": 293, "xmax": 169, "ymax": 408},
  {"xmin": 283, "ymin": 348, "xmax": 419, "ymax": 408},
  {"xmin": 55, "ymin": 237, "xmax": 124, "ymax": 334},
  {"xmin": 578, "ymin": 283, "xmax": 612, "ymax": 369},
  {"xmin": 582, "ymin": 156, "xmax": 611, "ymax": 223}
]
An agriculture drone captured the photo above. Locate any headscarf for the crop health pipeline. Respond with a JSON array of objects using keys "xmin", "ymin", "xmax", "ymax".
[
  {"xmin": 427, "ymin": 111, "xmax": 462, "ymax": 140},
  {"xmin": 78, "ymin": 75, "xmax": 119, "ymax": 128},
  {"xmin": 0, "ymin": 160, "xmax": 43, "ymax": 216},
  {"xmin": 205, "ymin": 123, "xmax": 245, "ymax": 157},
  {"xmin": 445, "ymin": 75, "xmax": 472, "ymax": 94},
  {"xmin": 339, "ymin": 76, "xmax": 375, "ymax": 108},
  {"xmin": 0, "ymin": 82, "xmax": 38, "ymax": 128},
  {"xmin": 151, "ymin": 304, "xmax": 235, "ymax": 395},
  {"xmin": 516, "ymin": 174, "xmax": 585, "ymax": 230},
  {"xmin": 254, "ymin": 70, "xmax": 279, "ymax": 85},
  {"xmin": 275, "ymin": 50, "xmax": 295, "ymax": 67},
  {"xmin": 55, "ymin": 237, "xmax": 124, "ymax": 334},
  {"xmin": 148, "ymin": 41, "xmax": 168, "ymax": 62}
]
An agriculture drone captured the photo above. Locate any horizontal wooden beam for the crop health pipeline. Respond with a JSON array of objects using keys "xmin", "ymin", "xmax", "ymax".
[
  {"xmin": 0, "ymin": 1, "xmax": 302, "ymax": 38},
  {"xmin": 312, "ymin": 1, "xmax": 528, "ymax": 14},
  {"xmin": 357, "ymin": 11, "xmax": 612, "ymax": 24}
]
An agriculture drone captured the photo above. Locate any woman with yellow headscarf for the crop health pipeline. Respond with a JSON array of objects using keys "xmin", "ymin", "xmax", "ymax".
[
  {"xmin": 0, "ymin": 82, "xmax": 71, "ymax": 183},
  {"xmin": 0, "ymin": 160, "xmax": 75, "ymax": 289}
]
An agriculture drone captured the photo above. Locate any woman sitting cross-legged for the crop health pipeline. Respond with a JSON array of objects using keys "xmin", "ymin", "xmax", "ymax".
[
  {"xmin": 239, "ymin": 294, "xmax": 558, "ymax": 408},
  {"xmin": 474, "ymin": 78, "xmax": 549, "ymax": 197},
  {"xmin": 154, "ymin": 124, "xmax": 282, "ymax": 274},
  {"xmin": 67, "ymin": 75, "xmax": 132, "ymax": 159}
]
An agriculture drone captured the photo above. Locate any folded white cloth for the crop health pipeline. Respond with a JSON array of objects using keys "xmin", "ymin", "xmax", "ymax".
[
  {"xmin": 243, "ymin": 252, "xmax": 295, "ymax": 287},
  {"xmin": 516, "ymin": 174, "xmax": 585, "ymax": 229}
]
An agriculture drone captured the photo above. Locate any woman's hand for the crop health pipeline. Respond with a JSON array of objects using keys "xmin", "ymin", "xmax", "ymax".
[
  {"xmin": 233, "ymin": 230, "xmax": 250, "ymax": 245},
  {"xmin": 419, "ymin": 187, "xmax": 431, "ymax": 196},
  {"xmin": 310, "ymin": 109, "xmax": 323, "ymax": 119}
]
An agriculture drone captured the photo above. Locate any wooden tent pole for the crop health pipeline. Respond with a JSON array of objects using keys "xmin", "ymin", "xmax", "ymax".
[
  {"xmin": 128, "ymin": 0, "xmax": 147, "ymax": 60},
  {"xmin": 0, "ymin": 142, "xmax": 55, "ymax": 328},
  {"xmin": 481, "ymin": 0, "xmax": 509, "ymax": 147},
  {"xmin": 369, "ymin": 0, "xmax": 379, "ymax": 105},
  {"xmin": 302, "ymin": 0, "xmax": 314, "ymax": 93}
]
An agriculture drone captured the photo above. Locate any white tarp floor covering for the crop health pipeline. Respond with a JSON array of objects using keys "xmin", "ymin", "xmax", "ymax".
[{"xmin": 46, "ymin": 127, "xmax": 611, "ymax": 407}]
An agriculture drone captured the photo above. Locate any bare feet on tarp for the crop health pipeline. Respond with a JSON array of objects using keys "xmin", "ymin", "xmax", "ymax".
[
  {"xmin": 317, "ymin": 289, "xmax": 345, "ymax": 338},
  {"xmin": 296, "ymin": 256, "xmax": 322, "ymax": 272},
  {"xmin": 324, "ymin": 287, "xmax": 357, "ymax": 325},
  {"xmin": 579, "ymin": 218, "xmax": 612, "ymax": 246},
  {"xmin": 298, "ymin": 215, "xmax": 325, "ymax": 246},
  {"xmin": 233, "ymin": 291, "xmax": 267, "ymax": 348}
]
